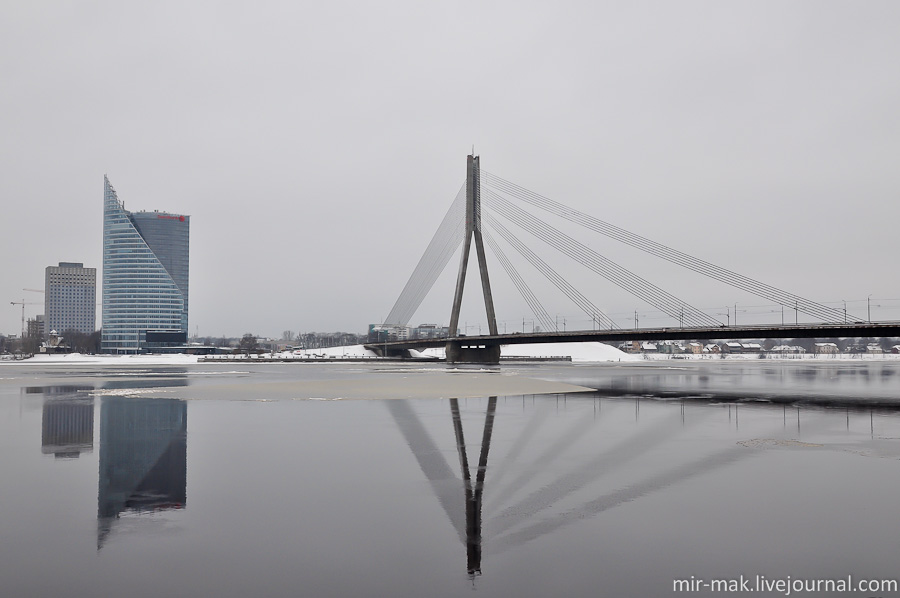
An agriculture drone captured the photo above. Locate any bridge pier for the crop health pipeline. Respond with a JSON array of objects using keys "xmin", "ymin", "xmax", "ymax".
[
  {"xmin": 445, "ymin": 341, "xmax": 501, "ymax": 365},
  {"xmin": 366, "ymin": 345, "xmax": 414, "ymax": 359}
]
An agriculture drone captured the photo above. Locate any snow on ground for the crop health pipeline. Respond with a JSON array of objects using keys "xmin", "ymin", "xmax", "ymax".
[
  {"xmin": 273, "ymin": 344, "xmax": 379, "ymax": 359},
  {"xmin": 414, "ymin": 342, "xmax": 637, "ymax": 363},
  {"xmin": 262, "ymin": 342, "xmax": 636, "ymax": 362},
  {"xmin": 502, "ymin": 342, "xmax": 637, "ymax": 362},
  {"xmin": 6, "ymin": 353, "xmax": 201, "ymax": 365},
  {"xmin": 8, "ymin": 345, "xmax": 895, "ymax": 365}
]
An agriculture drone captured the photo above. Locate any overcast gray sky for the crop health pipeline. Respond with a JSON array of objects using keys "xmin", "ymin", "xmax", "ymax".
[{"xmin": 2, "ymin": 1, "xmax": 899, "ymax": 338}]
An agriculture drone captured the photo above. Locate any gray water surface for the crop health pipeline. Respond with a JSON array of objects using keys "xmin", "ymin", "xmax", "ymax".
[{"xmin": 2, "ymin": 362, "xmax": 899, "ymax": 597}]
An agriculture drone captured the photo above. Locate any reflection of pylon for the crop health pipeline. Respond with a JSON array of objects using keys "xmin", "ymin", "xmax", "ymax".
[{"xmin": 449, "ymin": 397, "xmax": 497, "ymax": 578}]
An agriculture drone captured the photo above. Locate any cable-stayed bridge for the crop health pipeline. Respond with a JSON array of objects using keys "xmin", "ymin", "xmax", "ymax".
[{"xmin": 367, "ymin": 155, "xmax": 900, "ymax": 362}]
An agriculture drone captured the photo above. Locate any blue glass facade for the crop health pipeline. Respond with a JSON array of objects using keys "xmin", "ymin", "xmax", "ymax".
[{"xmin": 101, "ymin": 176, "xmax": 190, "ymax": 354}]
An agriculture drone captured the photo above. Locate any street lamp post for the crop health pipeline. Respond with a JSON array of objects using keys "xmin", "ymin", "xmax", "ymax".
[{"xmin": 717, "ymin": 307, "xmax": 730, "ymax": 327}]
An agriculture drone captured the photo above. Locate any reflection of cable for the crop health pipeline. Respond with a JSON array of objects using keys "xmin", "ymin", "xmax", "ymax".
[
  {"xmin": 385, "ymin": 400, "xmax": 466, "ymax": 545},
  {"xmin": 492, "ymin": 446, "xmax": 749, "ymax": 553},
  {"xmin": 488, "ymin": 411, "xmax": 688, "ymax": 537}
]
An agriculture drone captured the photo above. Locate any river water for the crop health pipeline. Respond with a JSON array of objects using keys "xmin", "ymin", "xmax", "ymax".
[{"xmin": 2, "ymin": 360, "xmax": 899, "ymax": 597}]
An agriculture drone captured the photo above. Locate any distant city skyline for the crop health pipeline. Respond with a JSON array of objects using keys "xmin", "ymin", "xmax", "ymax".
[{"xmin": 2, "ymin": 2, "xmax": 898, "ymax": 337}]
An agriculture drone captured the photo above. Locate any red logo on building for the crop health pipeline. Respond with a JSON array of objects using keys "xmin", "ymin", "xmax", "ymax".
[{"xmin": 156, "ymin": 214, "xmax": 187, "ymax": 222}]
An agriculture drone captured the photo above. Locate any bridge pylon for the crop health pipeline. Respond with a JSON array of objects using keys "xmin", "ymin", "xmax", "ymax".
[{"xmin": 447, "ymin": 155, "xmax": 500, "ymax": 364}]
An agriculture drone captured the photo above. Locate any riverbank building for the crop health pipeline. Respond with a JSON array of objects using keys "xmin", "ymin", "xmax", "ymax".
[{"xmin": 101, "ymin": 176, "xmax": 190, "ymax": 354}]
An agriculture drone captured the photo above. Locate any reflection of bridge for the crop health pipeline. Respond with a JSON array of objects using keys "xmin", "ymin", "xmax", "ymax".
[
  {"xmin": 387, "ymin": 395, "xmax": 794, "ymax": 579},
  {"xmin": 367, "ymin": 154, "xmax": 899, "ymax": 362},
  {"xmin": 388, "ymin": 398, "xmax": 497, "ymax": 578}
]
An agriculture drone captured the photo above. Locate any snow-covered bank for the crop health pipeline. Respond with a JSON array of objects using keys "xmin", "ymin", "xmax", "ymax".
[
  {"xmin": 12, "ymin": 344, "xmax": 892, "ymax": 366},
  {"xmin": 272, "ymin": 344, "xmax": 381, "ymax": 359},
  {"xmin": 414, "ymin": 342, "xmax": 637, "ymax": 363},
  {"xmin": 238, "ymin": 342, "xmax": 637, "ymax": 362},
  {"xmin": 270, "ymin": 342, "xmax": 636, "ymax": 362},
  {"xmin": 5, "ymin": 353, "xmax": 201, "ymax": 365},
  {"xmin": 639, "ymin": 352, "xmax": 900, "ymax": 361},
  {"xmin": 502, "ymin": 342, "xmax": 637, "ymax": 362},
  {"xmin": 266, "ymin": 341, "xmax": 633, "ymax": 363}
]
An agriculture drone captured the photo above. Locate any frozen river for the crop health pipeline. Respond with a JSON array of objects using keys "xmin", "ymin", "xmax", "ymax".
[{"xmin": 2, "ymin": 360, "xmax": 900, "ymax": 597}]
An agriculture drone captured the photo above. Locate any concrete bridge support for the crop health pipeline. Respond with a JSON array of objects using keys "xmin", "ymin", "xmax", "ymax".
[
  {"xmin": 445, "ymin": 341, "xmax": 501, "ymax": 364},
  {"xmin": 367, "ymin": 345, "xmax": 414, "ymax": 359},
  {"xmin": 446, "ymin": 155, "xmax": 500, "ymax": 364}
]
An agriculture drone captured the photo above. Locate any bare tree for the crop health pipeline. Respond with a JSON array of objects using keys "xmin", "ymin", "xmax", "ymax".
[{"xmin": 239, "ymin": 333, "xmax": 258, "ymax": 354}]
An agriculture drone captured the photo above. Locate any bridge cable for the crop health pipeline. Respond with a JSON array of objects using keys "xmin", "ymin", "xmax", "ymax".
[
  {"xmin": 486, "ymin": 198, "xmax": 713, "ymax": 327},
  {"xmin": 483, "ymin": 189, "xmax": 719, "ymax": 327},
  {"xmin": 398, "ymin": 192, "xmax": 466, "ymax": 321},
  {"xmin": 393, "ymin": 184, "xmax": 466, "ymax": 325},
  {"xmin": 484, "ymin": 190, "xmax": 712, "ymax": 327},
  {"xmin": 482, "ymin": 171, "xmax": 850, "ymax": 323},
  {"xmin": 482, "ymin": 230, "xmax": 556, "ymax": 332},
  {"xmin": 476, "ymin": 195, "xmax": 557, "ymax": 330},
  {"xmin": 482, "ymin": 171, "xmax": 828, "ymax": 318},
  {"xmin": 483, "ymin": 211, "xmax": 618, "ymax": 329},
  {"xmin": 385, "ymin": 202, "xmax": 462, "ymax": 325},
  {"xmin": 383, "ymin": 184, "xmax": 466, "ymax": 326}
]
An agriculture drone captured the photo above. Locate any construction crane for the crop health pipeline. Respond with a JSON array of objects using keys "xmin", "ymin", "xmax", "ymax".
[
  {"xmin": 9, "ymin": 299, "xmax": 41, "ymax": 338},
  {"xmin": 17, "ymin": 288, "xmax": 45, "ymax": 338},
  {"xmin": 10, "ymin": 300, "xmax": 26, "ymax": 338}
]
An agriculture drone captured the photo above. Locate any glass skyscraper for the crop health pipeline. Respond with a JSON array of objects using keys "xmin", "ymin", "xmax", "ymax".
[{"xmin": 101, "ymin": 176, "xmax": 190, "ymax": 354}]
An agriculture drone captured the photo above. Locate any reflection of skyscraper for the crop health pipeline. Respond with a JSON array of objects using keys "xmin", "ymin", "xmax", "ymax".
[
  {"xmin": 97, "ymin": 397, "xmax": 187, "ymax": 548},
  {"xmin": 101, "ymin": 176, "xmax": 190, "ymax": 354}
]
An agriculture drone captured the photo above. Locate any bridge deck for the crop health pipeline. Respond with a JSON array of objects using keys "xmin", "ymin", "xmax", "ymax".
[{"xmin": 368, "ymin": 322, "xmax": 900, "ymax": 351}]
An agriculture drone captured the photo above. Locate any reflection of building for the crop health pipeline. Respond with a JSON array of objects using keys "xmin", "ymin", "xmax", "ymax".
[
  {"xmin": 45, "ymin": 262, "xmax": 96, "ymax": 337},
  {"xmin": 101, "ymin": 176, "xmax": 190, "ymax": 354},
  {"xmin": 42, "ymin": 398, "xmax": 94, "ymax": 458},
  {"xmin": 98, "ymin": 397, "xmax": 187, "ymax": 547},
  {"xmin": 37, "ymin": 386, "xmax": 95, "ymax": 458}
]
